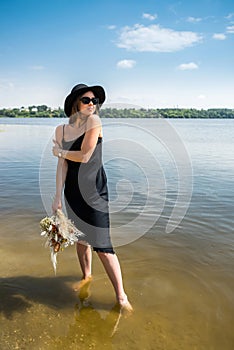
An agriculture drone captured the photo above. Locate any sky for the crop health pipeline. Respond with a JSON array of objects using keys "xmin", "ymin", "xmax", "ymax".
[{"xmin": 0, "ymin": 0, "xmax": 234, "ymax": 109}]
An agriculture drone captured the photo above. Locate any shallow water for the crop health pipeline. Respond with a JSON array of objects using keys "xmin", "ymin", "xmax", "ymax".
[{"xmin": 0, "ymin": 118, "xmax": 234, "ymax": 349}]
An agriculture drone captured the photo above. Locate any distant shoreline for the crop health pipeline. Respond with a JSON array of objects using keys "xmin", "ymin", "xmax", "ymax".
[
  {"xmin": 0, "ymin": 106, "xmax": 234, "ymax": 119},
  {"xmin": 1, "ymin": 116, "xmax": 234, "ymax": 119}
]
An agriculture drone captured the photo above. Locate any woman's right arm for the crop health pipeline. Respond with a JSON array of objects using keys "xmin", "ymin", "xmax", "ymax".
[{"xmin": 52, "ymin": 125, "xmax": 68, "ymax": 212}]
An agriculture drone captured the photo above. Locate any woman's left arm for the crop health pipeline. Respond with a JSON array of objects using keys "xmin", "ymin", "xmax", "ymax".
[
  {"xmin": 51, "ymin": 125, "xmax": 68, "ymax": 212},
  {"xmin": 52, "ymin": 114, "xmax": 101, "ymax": 163}
]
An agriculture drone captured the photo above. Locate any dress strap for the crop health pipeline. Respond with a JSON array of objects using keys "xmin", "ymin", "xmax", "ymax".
[{"xmin": 62, "ymin": 124, "xmax": 65, "ymax": 140}]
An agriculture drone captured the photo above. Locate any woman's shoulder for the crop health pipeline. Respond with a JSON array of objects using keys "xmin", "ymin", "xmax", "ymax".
[
  {"xmin": 55, "ymin": 123, "xmax": 67, "ymax": 132},
  {"xmin": 85, "ymin": 114, "xmax": 102, "ymax": 135},
  {"xmin": 87, "ymin": 114, "xmax": 101, "ymax": 127},
  {"xmin": 55, "ymin": 123, "xmax": 66, "ymax": 141},
  {"xmin": 89, "ymin": 113, "xmax": 101, "ymax": 121}
]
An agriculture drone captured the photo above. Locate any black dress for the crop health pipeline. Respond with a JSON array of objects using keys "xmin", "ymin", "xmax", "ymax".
[{"xmin": 62, "ymin": 126, "xmax": 113, "ymax": 250}]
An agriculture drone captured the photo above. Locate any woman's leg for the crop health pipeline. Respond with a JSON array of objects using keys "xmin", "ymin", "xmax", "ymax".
[
  {"xmin": 97, "ymin": 251, "xmax": 133, "ymax": 311},
  {"xmin": 76, "ymin": 241, "xmax": 92, "ymax": 279},
  {"xmin": 73, "ymin": 242, "xmax": 93, "ymax": 292}
]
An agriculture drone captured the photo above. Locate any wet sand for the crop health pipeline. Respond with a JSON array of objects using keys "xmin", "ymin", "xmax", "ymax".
[{"xmin": 1, "ymin": 212, "xmax": 234, "ymax": 350}]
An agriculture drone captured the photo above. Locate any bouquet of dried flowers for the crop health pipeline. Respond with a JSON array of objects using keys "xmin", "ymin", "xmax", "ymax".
[{"xmin": 40, "ymin": 209, "xmax": 84, "ymax": 274}]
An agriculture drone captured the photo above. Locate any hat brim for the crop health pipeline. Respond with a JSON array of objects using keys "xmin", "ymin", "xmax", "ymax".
[{"xmin": 64, "ymin": 85, "xmax": 105, "ymax": 117}]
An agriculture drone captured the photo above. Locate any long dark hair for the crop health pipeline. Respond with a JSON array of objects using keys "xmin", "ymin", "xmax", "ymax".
[{"xmin": 69, "ymin": 92, "xmax": 100, "ymax": 124}]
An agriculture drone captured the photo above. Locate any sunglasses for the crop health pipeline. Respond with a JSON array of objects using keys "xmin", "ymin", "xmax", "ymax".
[{"xmin": 79, "ymin": 97, "xmax": 99, "ymax": 105}]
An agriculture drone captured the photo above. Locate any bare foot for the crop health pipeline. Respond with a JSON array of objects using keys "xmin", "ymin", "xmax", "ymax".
[
  {"xmin": 118, "ymin": 294, "xmax": 133, "ymax": 314},
  {"xmin": 72, "ymin": 276, "xmax": 93, "ymax": 300},
  {"xmin": 72, "ymin": 276, "xmax": 92, "ymax": 291}
]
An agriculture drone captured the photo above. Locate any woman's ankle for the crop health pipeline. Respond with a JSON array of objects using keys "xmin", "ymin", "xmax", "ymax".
[
  {"xmin": 117, "ymin": 293, "xmax": 128, "ymax": 303},
  {"xmin": 117, "ymin": 294, "xmax": 133, "ymax": 312},
  {"xmin": 82, "ymin": 274, "xmax": 92, "ymax": 280}
]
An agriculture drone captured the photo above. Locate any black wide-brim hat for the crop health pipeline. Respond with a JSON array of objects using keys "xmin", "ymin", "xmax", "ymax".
[{"xmin": 64, "ymin": 83, "xmax": 106, "ymax": 117}]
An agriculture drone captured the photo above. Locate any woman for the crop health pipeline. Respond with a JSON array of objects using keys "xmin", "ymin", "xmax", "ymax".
[{"xmin": 52, "ymin": 83, "xmax": 132, "ymax": 311}]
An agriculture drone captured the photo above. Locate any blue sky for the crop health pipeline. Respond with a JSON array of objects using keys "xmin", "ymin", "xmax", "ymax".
[{"xmin": 0, "ymin": 0, "xmax": 233, "ymax": 109}]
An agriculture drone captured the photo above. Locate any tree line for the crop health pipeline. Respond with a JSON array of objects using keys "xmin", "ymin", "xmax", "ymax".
[{"xmin": 0, "ymin": 105, "xmax": 234, "ymax": 118}]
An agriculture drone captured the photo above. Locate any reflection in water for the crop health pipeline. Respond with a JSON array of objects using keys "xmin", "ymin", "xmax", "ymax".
[
  {"xmin": 0, "ymin": 275, "xmax": 79, "ymax": 318},
  {"xmin": 0, "ymin": 274, "xmax": 126, "ymax": 349}
]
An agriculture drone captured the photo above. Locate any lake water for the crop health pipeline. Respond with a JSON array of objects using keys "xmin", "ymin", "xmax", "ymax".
[{"xmin": 0, "ymin": 118, "xmax": 234, "ymax": 349}]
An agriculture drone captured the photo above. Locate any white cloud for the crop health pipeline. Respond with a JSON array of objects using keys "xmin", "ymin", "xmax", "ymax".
[
  {"xmin": 213, "ymin": 33, "xmax": 226, "ymax": 40},
  {"xmin": 226, "ymin": 25, "xmax": 234, "ymax": 33},
  {"xmin": 117, "ymin": 59, "xmax": 136, "ymax": 69},
  {"xmin": 186, "ymin": 16, "xmax": 202, "ymax": 23},
  {"xmin": 142, "ymin": 13, "xmax": 157, "ymax": 21},
  {"xmin": 107, "ymin": 25, "xmax": 116, "ymax": 30},
  {"xmin": 178, "ymin": 62, "xmax": 199, "ymax": 70},
  {"xmin": 117, "ymin": 24, "xmax": 202, "ymax": 52}
]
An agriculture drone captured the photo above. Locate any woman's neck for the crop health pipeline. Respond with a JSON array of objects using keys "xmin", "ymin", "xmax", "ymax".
[{"xmin": 70, "ymin": 112, "xmax": 89, "ymax": 128}]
